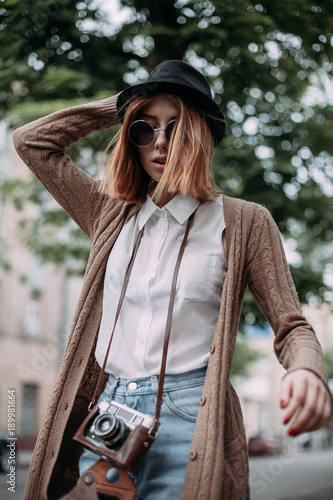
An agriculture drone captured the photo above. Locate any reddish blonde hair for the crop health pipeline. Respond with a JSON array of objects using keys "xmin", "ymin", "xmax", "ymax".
[{"xmin": 99, "ymin": 94, "xmax": 221, "ymax": 205}]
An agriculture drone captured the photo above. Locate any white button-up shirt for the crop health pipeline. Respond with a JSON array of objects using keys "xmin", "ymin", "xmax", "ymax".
[{"xmin": 95, "ymin": 193, "xmax": 228, "ymax": 378}]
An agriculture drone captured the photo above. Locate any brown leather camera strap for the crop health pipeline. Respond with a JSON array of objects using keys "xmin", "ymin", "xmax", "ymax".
[
  {"xmin": 90, "ymin": 225, "xmax": 145, "ymax": 410},
  {"xmin": 153, "ymin": 211, "xmax": 195, "ymax": 431},
  {"xmin": 90, "ymin": 209, "xmax": 196, "ymax": 434}
]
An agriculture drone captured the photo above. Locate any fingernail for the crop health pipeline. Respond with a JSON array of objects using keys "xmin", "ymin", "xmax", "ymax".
[
  {"xmin": 283, "ymin": 418, "xmax": 289, "ymax": 425},
  {"xmin": 288, "ymin": 429, "xmax": 297, "ymax": 437},
  {"xmin": 280, "ymin": 400, "xmax": 287, "ymax": 408}
]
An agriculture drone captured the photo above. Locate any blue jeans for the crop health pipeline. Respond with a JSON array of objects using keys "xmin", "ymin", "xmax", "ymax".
[{"xmin": 79, "ymin": 367, "xmax": 206, "ymax": 500}]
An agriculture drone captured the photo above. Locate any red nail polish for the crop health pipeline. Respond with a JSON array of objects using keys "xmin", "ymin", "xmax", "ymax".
[{"xmin": 288, "ymin": 429, "xmax": 297, "ymax": 437}]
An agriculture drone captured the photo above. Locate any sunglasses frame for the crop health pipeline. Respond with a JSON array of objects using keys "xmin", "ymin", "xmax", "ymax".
[{"xmin": 128, "ymin": 119, "xmax": 176, "ymax": 147}]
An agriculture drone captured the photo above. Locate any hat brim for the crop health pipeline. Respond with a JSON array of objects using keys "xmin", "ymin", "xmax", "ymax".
[{"xmin": 117, "ymin": 81, "xmax": 225, "ymax": 146}]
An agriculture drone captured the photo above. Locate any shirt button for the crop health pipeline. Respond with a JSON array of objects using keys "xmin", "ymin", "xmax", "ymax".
[
  {"xmin": 200, "ymin": 396, "xmax": 206, "ymax": 406},
  {"xmin": 210, "ymin": 344, "xmax": 215, "ymax": 354},
  {"xmin": 128, "ymin": 382, "xmax": 138, "ymax": 391},
  {"xmin": 189, "ymin": 449, "xmax": 197, "ymax": 460}
]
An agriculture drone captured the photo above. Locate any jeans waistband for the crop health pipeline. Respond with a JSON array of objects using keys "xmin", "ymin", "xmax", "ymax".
[{"xmin": 106, "ymin": 366, "xmax": 207, "ymax": 395}]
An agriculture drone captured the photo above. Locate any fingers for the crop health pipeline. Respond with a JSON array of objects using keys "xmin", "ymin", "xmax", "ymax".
[
  {"xmin": 280, "ymin": 374, "xmax": 292, "ymax": 410},
  {"xmin": 281, "ymin": 370, "xmax": 331, "ymax": 437},
  {"xmin": 287, "ymin": 376, "xmax": 319, "ymax": 435},
  {"xmin": 281, "ymin": 374, "xmax": 307, "ymax": 433},
  {"xmin": 306, "ymin": 390, "xmax": 331, "ymax": 432}
]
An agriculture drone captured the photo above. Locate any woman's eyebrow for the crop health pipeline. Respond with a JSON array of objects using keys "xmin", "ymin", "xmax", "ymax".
[{"xmin": 140, "ymin": 113, "xmax": 157, "ymax": 120}]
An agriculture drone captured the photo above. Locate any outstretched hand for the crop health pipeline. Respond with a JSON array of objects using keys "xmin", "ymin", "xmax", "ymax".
[{"xmin": 280, "ymin": 369, "xmax": 331, "ymax": 437}]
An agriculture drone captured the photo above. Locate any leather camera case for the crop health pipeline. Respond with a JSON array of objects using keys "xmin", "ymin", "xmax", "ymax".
[{"xmin": 73, "ymin": 405, "xmax": 156, "ymax": 473}]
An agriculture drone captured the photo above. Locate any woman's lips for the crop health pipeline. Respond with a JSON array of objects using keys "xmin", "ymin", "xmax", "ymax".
[
  {"xmin": 152, "ymin": 158, "xmax": 166, "ymax": 171},
  {"xmin": 152, "ymin": 162, "xmax": 165, "ymax": 171}
]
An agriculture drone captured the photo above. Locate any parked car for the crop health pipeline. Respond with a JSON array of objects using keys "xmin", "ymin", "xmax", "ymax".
[{"xmin": 248, "ymin": 433, "xmax": 283, "ymax": 456}]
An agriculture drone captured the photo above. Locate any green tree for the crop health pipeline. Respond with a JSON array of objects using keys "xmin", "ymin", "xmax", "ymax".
[
  {"xmin": 324, "ymin": 349, "xmax": 333, "ymax": 379},
  {"xmin": 1, "ymin": 0, "xmax": 333, "ymax": 318},
  {"xmin": 324, "ymin": 349, "xmax": 333, "ymax": 421},
  {"xmin": 0, "ymin": 0, "xmax": 126, "ymax": 111},
  {"xmin": 231, "ymin": 337, "xmax": 263, "ymax": 380}
]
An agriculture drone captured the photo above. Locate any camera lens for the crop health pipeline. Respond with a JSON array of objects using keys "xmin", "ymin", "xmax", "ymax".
[
  {"xmin": 93, "ymin": 414, "xmax": 128, "ymax": 448},
  {"xmin": 94, "ymin": 414, "xmax": 118, "ymax": 438}
]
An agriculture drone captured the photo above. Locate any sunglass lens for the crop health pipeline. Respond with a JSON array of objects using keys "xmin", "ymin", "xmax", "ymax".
[
  {"xmin": 165, "ymin": 120, "xmax": 176, "ymax": 142},
  {"xmin": 129, "ymin": 121, "xmax": 154, "ymax": 147}
]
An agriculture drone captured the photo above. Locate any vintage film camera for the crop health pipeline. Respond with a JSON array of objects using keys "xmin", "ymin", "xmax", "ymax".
[
  {"xmin": 74, "ymin": 400, "xmax": 157, "ymax": 472},
  {"xmin": 86, "ymin": 401, "xmax": 154, "ymax": 450}
]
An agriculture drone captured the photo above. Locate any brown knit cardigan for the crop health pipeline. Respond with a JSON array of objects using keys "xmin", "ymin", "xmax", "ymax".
[{"xmin": 13, "ymin": 96, "xmax": 328, "ymax": 500}]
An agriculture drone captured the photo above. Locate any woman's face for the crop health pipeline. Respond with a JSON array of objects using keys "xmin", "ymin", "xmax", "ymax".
[{"xmin": 136, "ymin": 94, "xmax": 178, "ymax": 183}]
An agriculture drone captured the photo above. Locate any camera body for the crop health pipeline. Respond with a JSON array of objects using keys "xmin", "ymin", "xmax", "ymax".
[
  {"xmin": 86, "ymin": 400, "xmax": 154, "ymax": 451},
  {"xmin": 74, "ymin": 400, "xmax": 156, "ymax": 472}
]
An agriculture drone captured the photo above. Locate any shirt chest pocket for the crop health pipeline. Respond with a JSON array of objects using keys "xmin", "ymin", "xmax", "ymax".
[{"xmin": 177, "ymin": 254, "xmax": 225, "ymax": 302}]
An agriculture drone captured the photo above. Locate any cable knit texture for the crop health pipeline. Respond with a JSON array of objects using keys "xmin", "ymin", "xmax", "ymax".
[{"xmin": 12, "ymin": 95, "xmax": 328, "ymax": 500}]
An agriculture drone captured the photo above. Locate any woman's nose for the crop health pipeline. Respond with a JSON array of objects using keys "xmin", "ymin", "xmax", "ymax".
[{"xmin": 154, "ymin": 129, "xmax": 168, "ymax": 148}]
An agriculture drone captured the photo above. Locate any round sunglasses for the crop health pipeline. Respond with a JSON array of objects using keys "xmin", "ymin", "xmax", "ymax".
[{"xmin": 128, "ymin": 120, "xmax": 176, "ymax": 147}]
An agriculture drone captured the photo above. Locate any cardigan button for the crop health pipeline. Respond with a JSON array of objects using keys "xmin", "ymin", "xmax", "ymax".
[
  {"xmin": 83, "ymin": 473, "xmax": 94, "ymax": 485},
  {"xmin": 209, "ymin": 344, "xmax": 215, "ymax": 354},
  {"xmin": 189, "ymin": 450, "xmax": 197, "ymax": 460},
  {"xmin": 200, "ymin": 396, "xmax": 206, "ymax": 406}
]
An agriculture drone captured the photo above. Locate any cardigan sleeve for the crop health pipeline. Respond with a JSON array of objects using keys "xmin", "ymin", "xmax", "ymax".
[
  {"xmin": 12, "ymin": 95, "xmax": 120, "ymax": 239},
  {"xmin": 245, "ymin": 204, "xmax": 329, "ymax": 391}
]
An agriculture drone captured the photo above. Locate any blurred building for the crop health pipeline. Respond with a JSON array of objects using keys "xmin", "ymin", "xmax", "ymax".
[
  {"xmin": 0, "ymin": 127, "xmax": 82, "ymax": 449},
  {"xmin": 235, "ymin": 303, "xmax": 333, "ymax": 441}
]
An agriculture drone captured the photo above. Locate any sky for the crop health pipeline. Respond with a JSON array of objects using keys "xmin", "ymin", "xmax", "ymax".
[{"xmin": 96, "ymin": 0, "xmax": 132, "ymax": 34}]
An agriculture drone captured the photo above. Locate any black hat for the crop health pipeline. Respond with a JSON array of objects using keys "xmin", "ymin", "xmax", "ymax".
[{"xmin": 116, "ymin": 60, "xmax": 225, "ymax": 146}]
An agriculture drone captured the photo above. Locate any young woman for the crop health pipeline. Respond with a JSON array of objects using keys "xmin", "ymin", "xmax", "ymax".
[{"xmin": 13, "ymin": 60, "xmax": 330, "ymax": 500}]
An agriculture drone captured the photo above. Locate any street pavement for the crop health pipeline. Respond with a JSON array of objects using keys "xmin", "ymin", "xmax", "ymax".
[
  {"xmin": 249, "ymin": 448, "xmax": 333, "ymax": 500},
  {"xmin": 0, "ymin": 449, "xmax": 333, "ymax": 499},
  {"xmin": 0, "ymin": 456, "xmax": 28, "ymax": 500}
]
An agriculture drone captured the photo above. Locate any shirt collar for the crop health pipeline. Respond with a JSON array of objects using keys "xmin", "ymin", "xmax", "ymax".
[{"xmin": 138, "ymin": 193, "xmax": 201, "ymax": 229}]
